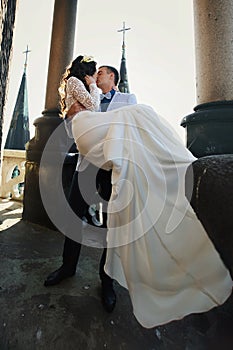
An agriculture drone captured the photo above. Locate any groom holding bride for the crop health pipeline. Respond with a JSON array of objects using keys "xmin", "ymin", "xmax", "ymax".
[
  {"xmin": 43, "ymin": 55, "xmax": 232, "ymax": 328},
  {"xmin": 44, "ymin": 57, "xmax": 137, "ymax": 314}
]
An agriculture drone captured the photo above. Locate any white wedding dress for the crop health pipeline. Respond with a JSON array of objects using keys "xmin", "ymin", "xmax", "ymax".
[{"xmin": 72, "ymin": 104, "xmax": 232, "ymax": 328}]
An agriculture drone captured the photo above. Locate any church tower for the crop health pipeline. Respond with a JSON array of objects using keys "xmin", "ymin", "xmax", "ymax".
[
  {"xmin": 118, "ymin": 22, "xmax": 131, "ymax": 93},
  {"xmin": 4, "ymin": 46, "xmax": 30, "ymax": 150}
]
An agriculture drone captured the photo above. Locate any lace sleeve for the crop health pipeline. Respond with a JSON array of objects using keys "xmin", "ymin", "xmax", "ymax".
[{"xmin": 67, "ymin": 77, "xmax": 100, "ymax": 111}]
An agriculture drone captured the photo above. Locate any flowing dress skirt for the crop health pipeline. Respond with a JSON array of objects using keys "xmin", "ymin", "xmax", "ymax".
[{"xmin": 72, "ymin": 104, "xmax": 232, "ymax": 328}]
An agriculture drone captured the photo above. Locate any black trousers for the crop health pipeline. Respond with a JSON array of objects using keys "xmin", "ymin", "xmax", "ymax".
[{"xmin": 62, "ymin": 163, "xmax": 113, "ymax": 285}]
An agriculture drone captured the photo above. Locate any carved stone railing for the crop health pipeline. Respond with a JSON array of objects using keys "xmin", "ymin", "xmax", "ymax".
[{"xmin": 0, "ymin": 149, "xmax": 26, "ymax": 201}]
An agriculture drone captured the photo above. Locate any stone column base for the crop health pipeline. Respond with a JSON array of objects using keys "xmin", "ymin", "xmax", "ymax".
[
  {"xmin": 22, "ymin": 112, "xmax": 77, "ymax": 229},
  {"xmin": 181, "ymin": 101, "xmax": 233, "ymax": 157}
]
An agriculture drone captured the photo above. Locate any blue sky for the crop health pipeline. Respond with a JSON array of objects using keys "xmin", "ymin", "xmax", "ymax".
[{"xmin": 3, "ymin": 0, "xmax": 196, "ymax": 145}]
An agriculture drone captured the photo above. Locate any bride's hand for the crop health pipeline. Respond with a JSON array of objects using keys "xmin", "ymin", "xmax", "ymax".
[{"xmin": 85, "ymin": 75, "xmax": 96, "ymax": 86}]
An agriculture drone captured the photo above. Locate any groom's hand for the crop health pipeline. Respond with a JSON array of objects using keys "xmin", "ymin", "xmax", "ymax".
[{"xmin": 66, "ymin": 102, "xmax": 86, "ymax": 119}]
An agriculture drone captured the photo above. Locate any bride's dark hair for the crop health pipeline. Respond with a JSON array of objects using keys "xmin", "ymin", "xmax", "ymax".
[{"xmin": 59, "ymin": 55, "xmax": 97, "ymax": 115}]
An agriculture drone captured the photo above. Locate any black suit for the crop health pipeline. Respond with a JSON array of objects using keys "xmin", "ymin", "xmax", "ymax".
[{"xmin": 62, "ymin": 164, "xmax": 113, "ymax": 285}]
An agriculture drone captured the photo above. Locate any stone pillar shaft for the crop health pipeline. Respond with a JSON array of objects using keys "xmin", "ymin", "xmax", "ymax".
[
  {"xmin": 44, "ymin": 0, "xmax": 78, "ymax": 113},
  {"xmin": 193, "ymin": 0, "xmax": 233, "ymax": 103}
]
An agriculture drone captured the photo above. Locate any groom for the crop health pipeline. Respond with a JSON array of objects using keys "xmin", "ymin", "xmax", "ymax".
[{"xmin": 44, "ymin": 65, "xmax": 137, "ymax": 312}]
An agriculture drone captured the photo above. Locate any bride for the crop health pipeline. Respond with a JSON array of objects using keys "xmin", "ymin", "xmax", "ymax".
[{"xmin": 61, "ymin": 55, "xmax": 232, "ymax": 328}]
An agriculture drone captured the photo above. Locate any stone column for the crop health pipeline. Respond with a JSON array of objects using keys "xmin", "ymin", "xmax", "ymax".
[
  {"xmin": 23, "ymin": 0, "xmax": 78, "ymax": 227},
  {"xmin": 182, "ymin": 0, "xmax": 233, "ymax": 285},
  {"xmin": 181, "ymin": 0, "xmax": 233, "ymax": 157}
]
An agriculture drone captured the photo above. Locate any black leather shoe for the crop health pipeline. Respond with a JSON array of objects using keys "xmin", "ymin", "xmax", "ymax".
[
  {"xmin": 44, "ymin": 265, "xmax": 75, "ymax": 286},
  {"xmin": 101, "ymin": 282, "xmax": 116, "ymax": 312}
]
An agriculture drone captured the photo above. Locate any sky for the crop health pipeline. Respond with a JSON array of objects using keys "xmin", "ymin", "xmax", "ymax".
[{"xmin": 3, "ymin": 0, "xmax": 196, "ymax": 146}]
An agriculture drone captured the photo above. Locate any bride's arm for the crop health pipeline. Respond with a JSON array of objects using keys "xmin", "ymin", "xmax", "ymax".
[
  {"xmin": 67, "ymin": 76, "xmax": 100, "ymax": 112},
  {"xmin": 64, "ymin": 77, "xmax": 100, "ymax": 139}
]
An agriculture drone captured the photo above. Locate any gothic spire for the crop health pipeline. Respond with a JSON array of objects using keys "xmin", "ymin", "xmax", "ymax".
[
  {"xmin": 117, "ymin": 22, "xmax": 131, "ymax": 93},
  {"xmin": 4, "ymin": 46, "xmax": 30, "ymax": 150}
]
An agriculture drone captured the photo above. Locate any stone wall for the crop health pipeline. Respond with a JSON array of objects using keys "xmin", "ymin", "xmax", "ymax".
[
  {"xmin": 186, "ymin": 154, "xmax": 233, "ymax": 275},
  {"xmin": 0, "ymin": 0, "xmax": 18, "ymax": 150}
]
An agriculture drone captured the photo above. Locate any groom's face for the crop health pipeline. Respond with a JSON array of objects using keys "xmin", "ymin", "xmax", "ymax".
[{"xmin": 97, "ymin": 67, "xmax": 114, "ymax": 93}]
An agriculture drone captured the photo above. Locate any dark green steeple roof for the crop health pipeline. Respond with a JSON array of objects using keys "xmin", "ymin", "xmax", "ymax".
[{"xmin": 5, "ymin": 50, "xmax": 30, "ymax": 150}]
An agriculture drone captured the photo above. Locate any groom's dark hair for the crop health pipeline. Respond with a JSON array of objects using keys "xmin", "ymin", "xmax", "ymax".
[{"xmin": 99, "ymin": 65, "xmax": 119, "ymax": 86}]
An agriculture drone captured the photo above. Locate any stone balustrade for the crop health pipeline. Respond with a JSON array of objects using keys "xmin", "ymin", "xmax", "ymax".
[{"xmin": 0, "ymin": 149, "xmax": 26, "ymax": 201}]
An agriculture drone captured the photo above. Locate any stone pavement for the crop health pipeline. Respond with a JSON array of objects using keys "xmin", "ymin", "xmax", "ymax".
[{"xmin": 0, "ymin": 198, "xmax": 233, "ymax": 350}]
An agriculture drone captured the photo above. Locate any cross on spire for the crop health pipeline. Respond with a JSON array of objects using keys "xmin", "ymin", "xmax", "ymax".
[
  {"xmin": 117, "ymin": 22, "xmax": 131, "ymax": 93},
  {"xmin": 117, "ymin": 21, "xmax": 131, "ymax": 47},
  {"xmin": 23, "ymin": 45, "xmax": 31, "ymax": 72}
]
